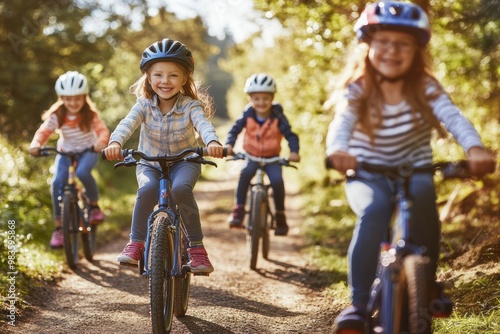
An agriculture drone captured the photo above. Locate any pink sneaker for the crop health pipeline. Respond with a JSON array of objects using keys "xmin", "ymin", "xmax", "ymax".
[
  {"xmin": 89, "ymin": 207, "xmax": 104, "ymax": 224},
  {"xmin": 116, "ymin": 241, "xmax": 144, "ymax": 266},
  {"xmin": 187, "ymin": 246, "xmax": 214, "ymax": 274},
  {"xmin": 50, "ymin": 229, "xmax": 64, "ymax": 248}
]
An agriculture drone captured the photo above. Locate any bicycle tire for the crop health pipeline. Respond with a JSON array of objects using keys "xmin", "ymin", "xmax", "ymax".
[
  {"xmin": 377, "ymin": 263, "xmax": 409, "ymax": 334},
  {"xmin": 150, "ymin": 215, "xmax": 175, "ymax": 334},
  {"xmin": 62, "ymin": 191, "xmax": 79, "ymax": 269},
  {"xmin": 173, "ymin": 224, "xmax": 191, "ymax": 317},
  {"xmin": 405, "ymin": 254, "xmax": 433, "ymax": 334},
  {"xmin": 81, "ymin": 203, "xmax": 97, "ymax": 262},
  {"xmin": 249, "ymin": 189, "xmax": 264, "ymax": 270},
  {"xmin": 261, "ymin": 201, "xmax": 270, "ymax": 260}
]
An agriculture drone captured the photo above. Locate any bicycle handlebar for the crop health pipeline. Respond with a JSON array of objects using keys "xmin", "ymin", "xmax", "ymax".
[
  {"xmin": 38, "ymin": 146, "xmax": 95, "ymax": 157},
  {"xmin": 326, "ymin": 159, "xmax": 491, "ymax": 179},
  {"xmin": 227, "ymin": 152, "xmax": 297, "ymax": 169},
  {"xmin": 101, "ymin": 147, "xmax": 227, "ymax": 169}
]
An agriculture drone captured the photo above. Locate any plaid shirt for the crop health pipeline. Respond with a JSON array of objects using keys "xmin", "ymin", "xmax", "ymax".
[{"xmin": 110, "ymin": 94, "xmax": 219, "ymax": 156}]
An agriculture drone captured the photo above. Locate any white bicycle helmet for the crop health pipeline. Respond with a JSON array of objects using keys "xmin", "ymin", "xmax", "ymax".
[
  {"xmin": 244, "ymin": 73, "xmax": 276, "ymax": 94},
  {"xmin": 354, "ymin": 1, "xmax": 431, "ymax": 46},
  {"xmin": 140, "ymin": 38, "xmax": 194, "ymax": 73},
  {"xmin": 54, "ymin": 71, "xmax": 89, "ymax": 96}
]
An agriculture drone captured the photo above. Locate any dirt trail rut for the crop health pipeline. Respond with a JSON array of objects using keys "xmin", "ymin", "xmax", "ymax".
[{"xmin": 10, "ymin": 173, "xmax": 335, "ymax": 334}]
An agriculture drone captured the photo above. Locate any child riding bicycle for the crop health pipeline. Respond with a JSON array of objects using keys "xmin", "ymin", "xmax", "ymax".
[
  {"xmin": 324, "ymin": 1, "xmax": 495, "ymax": 331},
  {"xmin": 29, "ymin": 71, "xmax": 110, "ymax": 248},
  {"xmin": 225, "ymin": 73, "xmax": 300, "ymax": 236},
  {"xmin": 103, "ymin": 38, "xmax": 224, "ymax": 274}
]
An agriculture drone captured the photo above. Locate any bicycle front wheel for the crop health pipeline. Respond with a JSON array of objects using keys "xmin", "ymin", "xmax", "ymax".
[
  {"xmin": 405, "ymin": 254, "xmax": 433, "ymax": 334},
  {"xmin": 62, "ymin": 191, "xmax": 79, "ymax": 269},
  {"xmin": 82, "ymin": 204, "xmax": 97, "ymax": 262},
  {"xmin": 173, "ymin": 224, "xmax": 191, "ymax": 317},
  {"xmin": 248, "ymin": 189, "xmax": 265, "ymax": 270},
  {"xmin": 150, "ymin": 215, "xmax": 175, "ymax": 334},
  {"xmin": 261, "ymin": 201, "xmax": 270, "ymax": 260}
]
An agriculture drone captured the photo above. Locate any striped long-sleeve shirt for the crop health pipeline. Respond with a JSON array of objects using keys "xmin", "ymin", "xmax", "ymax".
[
  {"xmin": 109, "ymin": 94, "xmax": 220, "ymax": 157},
  {"xmin": 326, "ymin": 80, "xmax": 484, "ymax": 167},
  {"xmin": 30, "ymin": 113, "xmax": 110, "ymax": 152}
]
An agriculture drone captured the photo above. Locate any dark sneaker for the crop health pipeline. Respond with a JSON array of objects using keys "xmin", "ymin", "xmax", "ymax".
[
  {"xmin": 430, "ymin": 281, "xmax": 453, "ymax": 317},
  {"xmin": 274, "ymin": 212, "xmax": 289, "ymax": 236},
  {"xmin": 187, "ymin": 246, "xmax": 214, "ymax": 274},
  {"xmin": 332, "ymin": 305, "xmax": 366, "ymax": 333},
  {"xmin": 229, "ymin": 205, "xmax": 245, "ymax": 229},
  {"xmin": 116, "ymin": 241, "xmax": 144, "ymax": 266}
]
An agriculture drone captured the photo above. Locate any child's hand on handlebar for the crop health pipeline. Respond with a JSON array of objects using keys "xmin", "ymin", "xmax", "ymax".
[
  {"xmin": 102, "ymin": 142, "xmax": 123, "ymax": 161},
  {"xmin": 225, "ymin": 144, "xmax": 234, "ymax": 156},
  {"xmin": 207, "ymin": 141, "xmax": 224, "ymax": 158},
  {"xmin": 467, "ymin": 147, "xmax": 496, "ymax": 177},
  {"xmin": 29, "ymin": 146, "xmax": 41, "ymax": 157},
  {"xmin": 289, "ymin": 152, "xmax": 300, "ymax": 163},
  {"xmin": 327, "ymin": 150, "xmax": 357, "ymax": 174}
]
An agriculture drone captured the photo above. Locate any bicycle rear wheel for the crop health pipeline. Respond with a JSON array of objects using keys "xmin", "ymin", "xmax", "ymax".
[
  {"xmin": 248, "ymin": 189, "xmax": 265, "ymax": 270},
  {"xmin": 173, "ymin": 223, "xmax": 191, "ymax": 317},
  {"xmin": 150, "ymin": 215, "xmax": 175, "ymax": 334},
  {"xmin": 62, "ymin": 191, "xmax": 79, "ymax": 269},
  {"xmin": 405, "ymin": 254, "xmax": 432, "ymax": 334}
]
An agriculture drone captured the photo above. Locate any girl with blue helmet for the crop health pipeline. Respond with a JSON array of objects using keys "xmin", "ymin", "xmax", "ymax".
[{"xmin": 326, "ymin": 2, "xmax": 494, "ymax": 332}]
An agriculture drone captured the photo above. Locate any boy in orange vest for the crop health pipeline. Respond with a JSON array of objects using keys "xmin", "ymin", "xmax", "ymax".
[{"xmin": 225, "ymin": 73, "xmax": 300, "ymax": 236}]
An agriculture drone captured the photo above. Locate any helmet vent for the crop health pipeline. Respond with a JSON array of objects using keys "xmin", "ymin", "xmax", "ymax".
[
  {"xmin": 388, "ymin": 5, "xmax": 403, "ymax": 16},
  {"xmin": 411, "ymin": 8, "xmax": 420, "ymax": 19}
]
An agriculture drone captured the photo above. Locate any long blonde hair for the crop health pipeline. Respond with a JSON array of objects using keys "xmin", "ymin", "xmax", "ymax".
[
  {"xmin": 130, "ymin": 60, "xmax": 215, "ymax": 118},
  {"xmin": 327, "ymin": 41, "xmax": 446, "ymax": 140},
  {"xmin": 41, "ymin": 96, "xmax": 99, "ymax": 132}
]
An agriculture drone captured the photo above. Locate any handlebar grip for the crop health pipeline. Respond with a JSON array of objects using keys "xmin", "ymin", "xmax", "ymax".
[
  {"xmin": 101, "ymin": 150, "xmax": 107, "ymax": 160},
  {"xmin": 197, "ymin": 147, "xmax": 228, "ymax": 157}
]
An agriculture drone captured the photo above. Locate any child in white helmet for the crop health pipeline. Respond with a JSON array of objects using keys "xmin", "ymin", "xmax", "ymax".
[
  {"xmin": 225, "ymin": 73, "xmax": 300, "ymax": 236},
  {"xmin": 29, "ymin": 71, "xmax": 110, "ymax": 248}
]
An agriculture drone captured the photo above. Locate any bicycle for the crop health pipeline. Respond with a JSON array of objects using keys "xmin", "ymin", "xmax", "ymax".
[
  {"xmin": 103, "ymin": 146, "xmax": 223, "ymax": 334},
  {"xmin": 38, "ymin": 147, "xmax": 98, "ymax": 270},
  {"xmin": 227, "ymin": 152, "xmax": 297, "ymax": 270},
  {"xmin": 329, "ymin": 160, "xmax": 493, "ymax": 334}
]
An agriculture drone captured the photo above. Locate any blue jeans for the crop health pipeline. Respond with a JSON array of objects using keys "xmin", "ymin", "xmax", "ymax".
[
  {"xmin": 130, "ymin": 161, "xmax": 202, "ymax": 244},
  {"xmin": 235, "ymin": 160, "xmax": 285, "ymax": 211},
  {"xmin": 51, "ymin": 151, "xmax": 99, "ymax": 219},
  {"xmin": 344, "ymin": 170, "xmax": 440, "ymax": 307}
]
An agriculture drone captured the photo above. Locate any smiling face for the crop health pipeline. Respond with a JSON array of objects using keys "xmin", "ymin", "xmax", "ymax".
[
  {"xmin": 61, "ymin": 95, "xmax": 86, "ymax": 115},
  {"xmin": 148, "ymin": 61, "xmax": 187, "ymax": 101},
  {"xmin": 368, "ymin": 30, "xmax": 418, "ymax": 80},
  {"xmin": 248, "ymin": 92, "xmax": 274, "ymax": 117}
]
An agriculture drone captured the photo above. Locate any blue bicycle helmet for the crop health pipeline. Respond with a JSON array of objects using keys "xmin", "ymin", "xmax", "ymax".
[
  {"xmin": 139, "ymin": 38, "xmax": 194, "ymax": 72},
  {"xmin": 354, "ymin": 1, "xmax": 431, "ymax": 46}
]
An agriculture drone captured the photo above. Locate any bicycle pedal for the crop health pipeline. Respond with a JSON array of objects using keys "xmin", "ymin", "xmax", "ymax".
[{"xmin": 193, "ymin": 272, "xmax": 210, "ymax": 277}]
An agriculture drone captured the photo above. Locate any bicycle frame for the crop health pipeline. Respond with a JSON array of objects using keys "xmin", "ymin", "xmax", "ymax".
[
  {"xmin": 141, "ymin": 163, "xmax": 186, "ymax": 279},
  {"xmin": 39, "ymin": 147, "xmax": 97, "ymax": 269}
]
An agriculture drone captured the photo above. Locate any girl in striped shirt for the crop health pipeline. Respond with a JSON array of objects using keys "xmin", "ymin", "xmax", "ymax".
[
  {"xmin": 29, "ymin": 71, "xmax": 110, "ymax": 248},
  {"xmin": 326, "ymin": 2, "xmax": 495, "ymax": 332}
]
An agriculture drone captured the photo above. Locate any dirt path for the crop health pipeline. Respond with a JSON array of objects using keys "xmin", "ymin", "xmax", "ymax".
[{"xmin": 10, "ymin": 173, "xmax": 335, "ymax": 334}]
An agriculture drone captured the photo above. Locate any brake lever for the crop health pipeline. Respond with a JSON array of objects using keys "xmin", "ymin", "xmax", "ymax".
[{"xmin": 114, "ymin": 155, "xmax": 138, "ymax": 169}]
